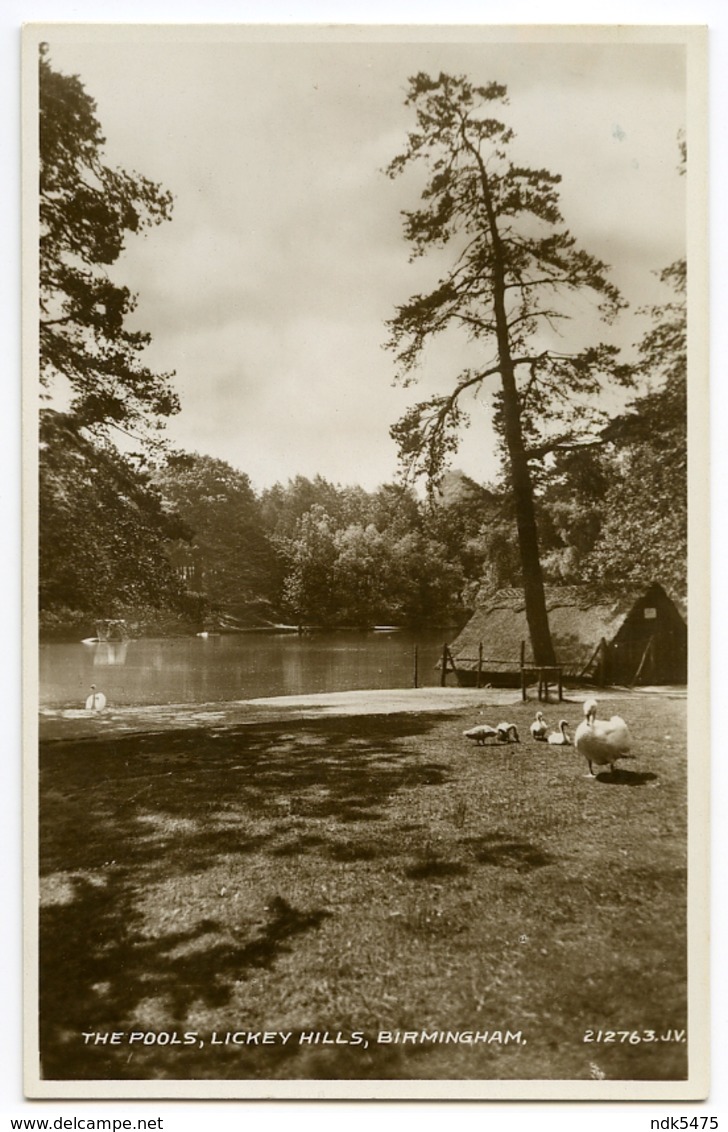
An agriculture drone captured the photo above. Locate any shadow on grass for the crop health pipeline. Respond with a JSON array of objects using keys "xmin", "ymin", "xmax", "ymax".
[
  {"xmin": 328, "ymin": 838, "xmax": 382, "ymax": 862},
  {"xmin": 594, "ymin": 769, "xmax": 659, "ymax": 786},
  {"xmin": 406, "ymin": 859, "xmax": 469, "ymax": 880},
  {"xmin": 39, "ymin": 879, "xmax": 329, "ymax": 1080},
  {"xmin": 38, "ymin": 713, "xmax": 451, "ymax": 1080},
  {"xmin": 40, "ymin": 713, "xmax": 451, "ymax": 878},
  {"xmin": 464, "ymin": 832, "xmax": 554, "ymax": 872}
]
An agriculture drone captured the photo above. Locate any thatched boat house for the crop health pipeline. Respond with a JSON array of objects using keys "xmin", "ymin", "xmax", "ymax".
[{"xmin": 445, "ymin": 582, "xmax": 687, "ymax": 688}]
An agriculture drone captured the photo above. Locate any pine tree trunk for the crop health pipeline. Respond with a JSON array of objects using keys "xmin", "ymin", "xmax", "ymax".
[
  {"xmin": 474, "ymin": 144, "xmax": 557, "ymax": 667},
  {"xmin": 499, "ymin": 366, "xmax": 557, "ymax": 667}
]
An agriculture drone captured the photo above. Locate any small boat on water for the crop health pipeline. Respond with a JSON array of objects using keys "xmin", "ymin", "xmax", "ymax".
[{"xmin": 82, "ymin": 619, "xmax": 130, "ymax": 644}]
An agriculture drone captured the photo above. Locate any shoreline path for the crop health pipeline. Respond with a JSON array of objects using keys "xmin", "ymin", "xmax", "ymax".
[{"xmin": 37, "ymin": 685, "xmax": 683, "ymax": 743}]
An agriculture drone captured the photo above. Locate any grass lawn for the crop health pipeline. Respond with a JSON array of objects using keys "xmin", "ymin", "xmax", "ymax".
[{"xmin": 37, "ymin": 692, "xmax": 688, "ymax": 1084}]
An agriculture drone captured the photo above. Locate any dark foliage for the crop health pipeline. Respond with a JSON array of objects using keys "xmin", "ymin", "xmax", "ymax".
[
  {"xmin": 39, "ymin": 411, "xmax": 191, "ymax": 621},
  {"xmin": 39, "ymin": 43, "xmax": 178, "ymax": 439}
]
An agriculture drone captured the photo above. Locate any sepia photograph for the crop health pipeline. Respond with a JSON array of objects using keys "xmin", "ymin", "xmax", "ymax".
[{"xmin": 22, "ymin": 19, "xmax": 709, "ymax": 1102}]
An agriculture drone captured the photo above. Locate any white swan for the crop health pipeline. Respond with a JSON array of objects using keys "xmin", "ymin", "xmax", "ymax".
[
  {"xmin": 496, "ymin": 722, "xmax": 520, "ymax": 743},
  {"xmin": 85, "ymin": 684, "xmax": 107, "ymax": 712},
  {"xmin": 547, "ymin": 720, "xmax": 571, "ymax": 746},
  {"xmin": 530, "ymin": 712, "xmax": 548, "ymax": 741},
  {"xmin": 574, "ymin": 698, "xmax": 632, "ymax": 775},
  {"xmin": 463, "ymin": 724, "xmax": 499, "ymax": 745}
]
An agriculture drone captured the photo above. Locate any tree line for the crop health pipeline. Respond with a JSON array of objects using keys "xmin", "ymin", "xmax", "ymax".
[
  {"xmin": 40, "ymin": 431, "xmax": 685, "ymax": 636},
  {"xmin": 37, "ymin": 50, "xmax": 686, "ymax": 640}
]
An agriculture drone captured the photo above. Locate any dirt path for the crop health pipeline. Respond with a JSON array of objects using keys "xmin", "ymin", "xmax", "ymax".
[
  {"xmin": 37, "ymin": 687, "xmax": 527, "ymax": 742},
  {"xmin": 36, "ymin": 684, "xmax": 684, "ymax": 743}
]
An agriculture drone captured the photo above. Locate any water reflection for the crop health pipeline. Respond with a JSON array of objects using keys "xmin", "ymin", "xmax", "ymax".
[
  {"xmin": 40, "ymin": 629, "xmax": 451, "ymax": 708},
  {"xmin": 91, "ymin": 642, "xmax": 129, "ymax": 667}
]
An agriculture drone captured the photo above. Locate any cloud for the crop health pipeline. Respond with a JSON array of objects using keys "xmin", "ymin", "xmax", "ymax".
[{"xmin": 46, "ymin": 34, "xmax": 687, "ymax": 490}]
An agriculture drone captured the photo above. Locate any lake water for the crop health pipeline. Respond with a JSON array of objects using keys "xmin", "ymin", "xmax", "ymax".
[{"xmin": 38, "ymin": 629, "xmax": 453, "ymax": 708}]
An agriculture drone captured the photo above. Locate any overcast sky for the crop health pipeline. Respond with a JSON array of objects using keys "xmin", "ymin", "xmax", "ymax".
[{"xmin": 37, "ymin": 27, "xmax": 688, "ymax": 492}]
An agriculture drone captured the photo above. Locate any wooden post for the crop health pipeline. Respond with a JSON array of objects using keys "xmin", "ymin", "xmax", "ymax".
[
  {"xmin": 477, "ymin": 642, "xmax": 483, "ymax": 689},
  {"xmin": 520, "ymin": 640, "xmax": 527, "ymax": 701},
  {"xmin": 597, "ymin": 637, "xmax": 608, "ymax": 685},
  {"xmin": 557, "ymin": 667, "xmax": 563, "ymax": 702},
  {"xmin": 440, "ymin": 643, "xmax": 448, "ymax": 687},
  {"xmin": 413, "ymin": 645, "xmax": 419, "ymax": 689},
  {"xmin": 632, "ymin": 635, "xmax": 655, "ymax": 686}
]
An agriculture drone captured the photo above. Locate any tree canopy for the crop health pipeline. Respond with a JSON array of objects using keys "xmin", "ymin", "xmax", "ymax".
[
  {"xmin": 39, "ymin": 410, "xmax": 190, "ymax": 626},
  {"xmin": 585, "ymin": 259, "xmax": 687, "ymax": 599},
  {"xmin": 38, "ymin": 48, "xmax": 187, "ymax": 630},
  {"xmin": 37, "ymin": 57, "xmax": 686, "ymax": 640},
  {"xmin": 156, "ymin": 453, "xmax": 280, "ymax": 621},
  {"xmin": 39, "ymin": 43, "xmax": 179, "ymax": 441}
]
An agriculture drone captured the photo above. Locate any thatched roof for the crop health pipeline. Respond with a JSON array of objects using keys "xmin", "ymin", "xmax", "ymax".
[{"xmin": 448, "ymin": 583, "xmax": 678, "ymax": 678}]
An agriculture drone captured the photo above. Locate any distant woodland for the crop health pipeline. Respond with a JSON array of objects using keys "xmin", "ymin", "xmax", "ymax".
[{"xmin": 39, "ymin": 443, "xmax": 686, "ymax": 638}]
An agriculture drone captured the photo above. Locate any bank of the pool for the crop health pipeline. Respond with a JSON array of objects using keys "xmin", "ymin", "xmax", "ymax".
[{"xmin": 37, "ymin": 686, "xmax": 526, "ymax": 743}]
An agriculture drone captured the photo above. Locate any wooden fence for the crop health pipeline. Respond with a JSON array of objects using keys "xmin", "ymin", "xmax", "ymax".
[{"xmin": 439, "ymin": 640, "xmax": 564, "ymax": 702}]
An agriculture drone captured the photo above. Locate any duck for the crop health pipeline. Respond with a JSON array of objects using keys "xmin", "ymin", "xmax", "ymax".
[
  {"xmin": 496, "ymin": 722, "xmax": 520, "ymax": 743},
  {"xmin": 547, "ymin": 719, "xmax": 572, "ymax": 746},
  {"xmin": 463, "ymin": 723, "xmax": 499, "ymax": 745},
  {"xmin": 574, "ymin": 698, "xmax": 632, "ymax": 775},
  {"xmin": 530, "ymin": 711, "xmax": 548, "ymax": 741}
]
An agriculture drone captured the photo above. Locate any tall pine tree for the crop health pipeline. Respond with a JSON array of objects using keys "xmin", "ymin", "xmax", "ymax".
[{"xmin": 386, "ymin": 73, "xmax": 631, "ymax": 664}]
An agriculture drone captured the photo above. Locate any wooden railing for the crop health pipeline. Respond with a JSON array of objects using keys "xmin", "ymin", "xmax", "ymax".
[{"xmin": 440, "ymin": 639, "xmax": 564, "ymax": 701}]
